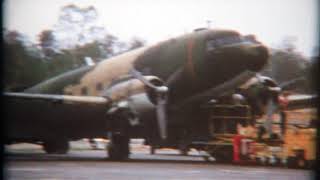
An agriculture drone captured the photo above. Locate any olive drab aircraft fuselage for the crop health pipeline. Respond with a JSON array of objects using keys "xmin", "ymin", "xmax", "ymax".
[{"xmin": 4, "ymin": 28, "xmax": 270, "ymax": 158}]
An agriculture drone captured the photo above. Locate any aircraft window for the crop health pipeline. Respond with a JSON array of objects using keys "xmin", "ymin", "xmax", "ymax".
[
  {"xmin": 96, "ymin": 83, "xmax": 103, "ymax": 91},
  {"xmin": 65, "ymin": 92, "xmax": 73, "ymax": 95},
  {"xmin": 206, "ymin": 36, "xmax": 249, "ymax": 51},
  {"xmin": 81, "ymin": 87, "xmax": 88, "ymax": 95},
  {"xmin": 243, "ymin": 35, "xmax": 257, "ymax": 43}
]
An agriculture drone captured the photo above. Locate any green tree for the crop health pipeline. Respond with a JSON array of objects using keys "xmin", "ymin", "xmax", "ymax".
[
  {"xmin": 38, "ymin": 30, "xmax": 57, "ymax": 57},
  {"xmin": 127, "ymin": 37, "xmax": 146, "ymax": 50},
  {"xmin": 4, "ymin": 30, "xmax": 48, "ymax": 91},
  {"xmin": 55, "ymin": 4, "xmax": 101, "ymax": 48},
  {"xmin": 73, "ymin": 41, "xmax": 102, "ymax": 64},
  {"xmin": 3, "ymin": 4, "xmax": 147, "ymax": 91},
  {"xmin": 261, "ymin": 48, "xmax": 311, "ymax": 93}
]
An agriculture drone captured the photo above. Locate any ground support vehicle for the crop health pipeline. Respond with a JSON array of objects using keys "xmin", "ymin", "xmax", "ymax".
[{"xmin": 191, "ymin": 105, "xmax": 316, "ymax": 169}]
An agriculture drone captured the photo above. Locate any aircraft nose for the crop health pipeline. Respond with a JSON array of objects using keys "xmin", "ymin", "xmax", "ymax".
[{"xmin": 245, "ymin": 45, "xmax": 269, "ymax": 72}]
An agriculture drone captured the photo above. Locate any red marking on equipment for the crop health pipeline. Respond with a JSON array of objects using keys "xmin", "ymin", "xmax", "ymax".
[
  {"xmin": 187, "ymin": 39, "xmax": 196, "ymax": 80},
  {"xmin": 278, "ymin": 96, "xmax": 289, "ymax": 109},
  {"xmin": 233, "ymin": 134, "xmax": 243, "ymax": 162}
]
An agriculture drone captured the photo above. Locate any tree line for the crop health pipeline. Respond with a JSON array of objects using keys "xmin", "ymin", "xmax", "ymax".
[
  {"xmin": 3, "ymin": 4, "xmax": 145, "ymax": 91},
  {"xmin": 260, "ymin": 43, "xmax": 315, "ymax": 94}
]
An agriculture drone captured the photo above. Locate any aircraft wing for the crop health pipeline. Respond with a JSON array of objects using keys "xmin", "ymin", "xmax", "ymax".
[
  {"xmin": 4, "ymin": 92, "xmax": 112, "ymax": 141},
  {"xmin": 172, "ymin": 70, "xmax": 256, "ymax": 109},
  {"xmin": 4, "ymin": 92, "xmax": 110, "ymax": 105},
  {"xmin": 285, "ymin": 94, "xmax": 317, "ymax": 110}
]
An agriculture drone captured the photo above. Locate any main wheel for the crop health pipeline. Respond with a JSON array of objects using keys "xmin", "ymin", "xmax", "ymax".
[
  {"xmin": 107, "ymin": 134, "xmax": 129, "ymax": 160},
  {"xmin": 210, "ymin": 145, "xmax": 233, "ymax": 163},
  {"xmin": 43, "ymin": 139, "xmax": 69, "ymax": 154},
  {"xmin": 179, "ymin": 144, "xmax": 189, "ymax": 156},
  {"xmin": 150, "ymin": 146, "xmax": 156, "ymax": 155}
]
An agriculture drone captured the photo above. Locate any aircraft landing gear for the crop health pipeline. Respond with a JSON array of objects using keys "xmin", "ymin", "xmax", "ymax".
[
  {"xmin": 150, "ymin": 146, "xmax": 156, "ymax": 155},
  {"xmin": 106, "ymin": 101, "xmax": 135, "ymax": 161},
  {"xmin": 212, "ymin": 145, "xmax": 233, "ymax": 163},
  {"xmin": 107, "ymin": 133, "xmax": 129, "ymax": 160},
  {"xmin": 43, "ymin": 139, "xmax": 69, "ymax": 154},
  {"xmin": 179, "ymin": 144, "xmax": 189, "ymax": 156}
]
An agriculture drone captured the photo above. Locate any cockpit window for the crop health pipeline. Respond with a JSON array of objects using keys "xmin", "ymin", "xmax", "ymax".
[
  {"xmin": 206, "ymin": 35, "xmax": 255, "ymax": 51},
  {"xmin": 81, "ymin": 86, "xmax": 88, "ymax": 95}
]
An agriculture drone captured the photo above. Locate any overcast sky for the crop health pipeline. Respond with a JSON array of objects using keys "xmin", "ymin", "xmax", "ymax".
[{"xmin": 3, "ymin": 0, "xmax": 319, "ymax": 57}]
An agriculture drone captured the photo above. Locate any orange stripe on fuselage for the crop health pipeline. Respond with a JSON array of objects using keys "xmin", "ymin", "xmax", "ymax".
[{"xmin": 187, "ymin": 39, "xmax": 197, "ymax": 81}]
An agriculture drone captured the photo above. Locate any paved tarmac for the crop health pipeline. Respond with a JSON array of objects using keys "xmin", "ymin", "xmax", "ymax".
[{"xmin": 4, "ymin": 140, "xmax": 315, "ymax": 180}]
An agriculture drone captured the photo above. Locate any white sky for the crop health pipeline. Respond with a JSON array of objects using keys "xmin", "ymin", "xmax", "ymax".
[{"xmin": 3, "ymin": 0, "xmax": 319, "ymax": 57}]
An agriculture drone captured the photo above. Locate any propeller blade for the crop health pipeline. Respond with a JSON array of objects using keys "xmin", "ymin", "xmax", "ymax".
[
  {"xmin": 130, "ymin": 69, "xmax": 159, "ymax": 89},
  {"xmin": 164, "ymin": 67, "xmax": 184, "ymax": 86},
  {"xmin": 265, "ymin": 99, "xmax": 276, "ymax": 136},
  {"xmin": 279, "ymin": 76, "xmax": 306, "ymax": 89},
  {"xmin": 156, "ymin": 95, "xmax": 167, "ymax": 139},
  {"xmin": 130, "ymin": 68, "xmax": 169, "ymax": 139}
]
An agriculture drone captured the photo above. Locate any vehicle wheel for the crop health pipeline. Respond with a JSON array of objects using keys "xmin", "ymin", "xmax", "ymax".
[
  {"xmin": 287, "ymin": 156, "xmax": 306, "ymax": 169},
  {"xmin": 107, "ymin": 134, "xmax": 129, "ymax": 160},
  {"xmin": 210, "ymin": 145, "xmax": 233, "ymax": 163},
  {"xmin": 287, "ymin": 150, "xmax": 307, "ymax": 169},
  {"xmin": 180, "ymin": 149, "xmax": 188, "ymax": 156},
  {"xmin": 179, "ymin": 145, "xmax": 189, "ymax": 156},
  {"xmin": 43, "ymin": 140, "xmax": 69, "ymax": 154},
  {"xmin": 150, "ymin": 146, "xmax": 156, "ymax": 155},
  {"xmin": 297, "ymin": 157, "xmax": 307, "ymax": 168}
]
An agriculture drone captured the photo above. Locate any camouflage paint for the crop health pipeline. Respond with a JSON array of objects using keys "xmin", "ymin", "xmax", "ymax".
[
  {"xmin": 24, "ymin": 66, "xmax": 94, "ymax": 94},
  {"xmin": 24, "ymin": 29, "xmax": 268, "ymax": 107},
  {"xmin": 62, "ymin": 47, "xmax": 149, "ymax": 96}
]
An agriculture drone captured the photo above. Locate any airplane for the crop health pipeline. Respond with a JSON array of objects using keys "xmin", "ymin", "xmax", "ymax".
[{"xmin": 4, "ymin": 28, "xmax": 315, "ymax": 160}]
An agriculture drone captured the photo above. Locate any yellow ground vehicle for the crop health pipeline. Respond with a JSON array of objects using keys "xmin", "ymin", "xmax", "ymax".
[{"xmin": 202, "ymin": 104, "xmax": 316, "ymax": 169}]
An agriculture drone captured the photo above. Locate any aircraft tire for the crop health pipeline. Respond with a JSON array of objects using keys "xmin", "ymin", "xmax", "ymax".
[
  {"xmin": 43, "ymin": 139, "xmax": 69, "ymax": 154},
  {"xmin": 150, "ymin": 146, "xmax": 156, "ymax": 155},
  {"xmin": 179, "ymin": 144, "xmax": 189, "ymax": 156},
  {"xmin": 107, "ymin": 134, "xmax": 129, "ymax": 161},
  {"xmin": 210, "ymin": 145, "xmax": 233, "ymax": 163}
]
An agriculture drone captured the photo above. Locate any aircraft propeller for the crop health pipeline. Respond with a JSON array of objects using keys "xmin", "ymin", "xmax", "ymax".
[
  {"xmin": 278, "ymin": 76, "xmax": 306, "ymax": 90},
  {"xmin": 255, "ymin": 74, "xmax": 281, "ymax": 135},
  {"xmin": 130, "ymin": 69, "xmax": 169, "ymax": 140}
]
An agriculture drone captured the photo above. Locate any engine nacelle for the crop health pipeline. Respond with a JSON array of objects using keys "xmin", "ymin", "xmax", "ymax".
[
  {"xmin": 102, "ymin": 76, "xmax": 164, "ymax": 103},
  {"xmin": 106, "ymin": 93, "xmax": 156, "ymax": 128},
  {"xmin": 103, "ymin": 76, "xmax": 165, "ymax": 135},
  {"xmin": 239, "ymin": 75, "xmax": 281, "ymax": 116}
]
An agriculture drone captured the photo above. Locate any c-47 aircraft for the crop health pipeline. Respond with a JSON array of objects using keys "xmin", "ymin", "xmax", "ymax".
[{"xmin": 5, "ymin": 28, "xmax": 310, "ymax": 160}]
